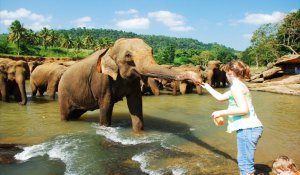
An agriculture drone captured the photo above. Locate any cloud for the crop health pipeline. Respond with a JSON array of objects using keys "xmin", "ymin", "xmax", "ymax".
[
  {"xmin": 115, "ymin": 9, "xmax": 139, "ymax": 16},
  {"xmin": 148, "ymin": 10, "xmax": 193, "ymax": 31},
  {"xmin": 0, "ymin": 8, "xmax": 52, "ymax": 31},
  {"xmin": 240, "ymin": 11, "xmax": 286, "ymax": 25},
  {"xmin": 116, "ymin": 18, "xmax": 150, "ymax": 29},
  {"xmin": 72, "ymin": 16, "xmax": 92, "ymax": 28}
]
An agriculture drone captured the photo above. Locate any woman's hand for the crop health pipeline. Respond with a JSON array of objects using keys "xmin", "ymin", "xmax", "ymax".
[
  {"xmin": 211, "ymin": 110, "xmax": 224, "ymax": 119},
  {"xmin": 200, "ymin": 82, "xmax": 210, "ymax": 89}
]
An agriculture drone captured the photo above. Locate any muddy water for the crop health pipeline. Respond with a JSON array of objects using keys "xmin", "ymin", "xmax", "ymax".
[{"xmin": 0, "ymin": 81, "xmax": 299, "ymax": 175}]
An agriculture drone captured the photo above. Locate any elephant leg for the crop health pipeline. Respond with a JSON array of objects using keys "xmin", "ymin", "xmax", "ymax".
[
  {"xmin": 196, "ymin": 85, "xmax": 203, "ymax": 95},
  {"xmin": 47, "ymin": 80, "xmax": 57, "ymax": 100},
  {"xmin": 98, "ymin": 90, "xmax": 114, "ymax": 126},
  {"xmin": 179, "ymin": 82, "xmax": 187, "ymax": 95},
  {"xmin": 59, "ymin": 98, "xmax": 86, "ymax": 120},
  {"xmin": 171, "ymin": 81, "xmax": 179, "ymax": 96},
  {"xmin": 148, "ymin": 78, "xmax": 160, "ymax": 96},
  {"xmin": 30, "ymin": 80, "xmax": 37, "ymax": 97},
  {"xmin": 59, "ymin": 95, "xmax": 71, "ymax": 120},
  {"xmin": 0, "ymin": 80, "xmax": 8, "ymax": 102},
  {"xmin": 126, "ymin": 85, "xmax": 144, "ymax": 133}
]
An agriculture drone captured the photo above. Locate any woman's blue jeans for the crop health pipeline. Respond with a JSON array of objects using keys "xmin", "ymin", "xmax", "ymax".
[{"xmin": 236, "ymin": 127, "xmax": 263, "ymax": 175}]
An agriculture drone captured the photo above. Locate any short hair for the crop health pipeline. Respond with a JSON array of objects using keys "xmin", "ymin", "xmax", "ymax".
[
  {"xmin": 272, "ymin": 155, "xmax": 298, "ymax": 173},
  {"xmin": 223, "ymin": 59, "xmax": 251, "ymax": 79}
]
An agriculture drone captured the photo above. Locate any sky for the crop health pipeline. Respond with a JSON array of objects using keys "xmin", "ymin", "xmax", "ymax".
[{"xmin": 0, "ymin": 0, "xmax": 299, "ymax": 51}]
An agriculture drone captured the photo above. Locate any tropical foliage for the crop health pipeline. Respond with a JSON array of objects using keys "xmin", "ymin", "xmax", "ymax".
[
  {"xmin": 0, "ymin": 20, "xmax": 238, "ymax": 64},
  {"xmin": 243, "ymin": 10, "xmax": 300, "ymax": 67},
  {"xmin": 1, "ymin": 10, "xmax": 298, "ymax": 66}
]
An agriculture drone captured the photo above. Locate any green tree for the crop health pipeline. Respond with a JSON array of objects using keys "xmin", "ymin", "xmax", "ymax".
[
  {"xmin": 191, "ymin": 50, "xmax": 212, "ymax": 66},
  {"xmin": 277, "ymin": 10, "xmax": 300, "ymax": 54},
  {"xmin": 48, "ymin": 30, "xmax": 58, "ymax": 47},
  {"xmin": 95, "ymin": 37, "xmax": 113, "ymax": 50},
  {"xmin": 250, "ymin": 23, "xmax": 279, "ymax": 67},
  {"xmin": 74, "ymin": 36, "xmax": 83, "ymax": 57},
  {"xmin": 39, "ymin": 27, "xmax": 50, "ymax": 50},
  {"xmin": 24, "ymin": 29, "xmax": 39, "ymax": 46},
  {"xmin": 8, "ymin": 20, "xmax": 26, "ymax": 55},
  {"xmin": 83, "ymin": 32, "xmax": 94, "ymax": 49},
  {"xmin": 60, "ymin": 33, "xmax": 73, "ymax": 49}
]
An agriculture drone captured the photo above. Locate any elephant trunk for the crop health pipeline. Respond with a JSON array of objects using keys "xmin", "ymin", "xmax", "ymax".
[
  {"xmin": 137, "ymin": 63, "xmax": 183, "ymax": 81},
  {"xmin": 16, "ymin": 75, "xmax": 27, "ymax": 105}
]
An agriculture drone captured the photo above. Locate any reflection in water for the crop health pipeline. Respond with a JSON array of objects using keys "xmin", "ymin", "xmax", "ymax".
[{"xmin": 0, "ymin": 83, "xmax": 299, "ymax": 174}]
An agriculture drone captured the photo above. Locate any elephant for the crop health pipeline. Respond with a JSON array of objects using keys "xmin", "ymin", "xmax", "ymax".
[
  {"xmin": 140, "ymin": 77, "xmax": 161, "ymax": 96},
  {"xmin": 158, "ymin": 64, "xmax": 203, "ymax": 95},
  {"xmin": 0, "ymin": 58, "xmax": 29, "ymax": 105},
  {"xmin": 0, "ymin": 64, "xmax": 8, "ymax": 101},
  {"xmin": 206, "ymin": 60, "xmax": 227, "ymax": 88},
  {"xmin": 28, "ymin": 60, "xmax": 43, "ymax": 75},
  {"xmin": 30, "ymin": 62, "xmax": 68, "ymax": 100},
  {"xmin": 58, "ymin": 38, "xmax": 201, "ymax": 132}
]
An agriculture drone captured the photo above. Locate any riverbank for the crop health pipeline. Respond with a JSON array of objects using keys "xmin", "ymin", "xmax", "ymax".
[{"xmin": 247, "ymin": 74, "xmax": 300, "ymax": 96}]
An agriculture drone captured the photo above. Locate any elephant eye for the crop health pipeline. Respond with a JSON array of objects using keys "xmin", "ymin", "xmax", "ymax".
[{"xmin": 124, "ymin": 52, "xmax": 133, "ymax": 62}]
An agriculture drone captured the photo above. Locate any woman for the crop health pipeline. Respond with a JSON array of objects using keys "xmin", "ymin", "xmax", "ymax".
[{"xmin": 201, "ymin": 60, "xmax": 263, "ymax": 175}]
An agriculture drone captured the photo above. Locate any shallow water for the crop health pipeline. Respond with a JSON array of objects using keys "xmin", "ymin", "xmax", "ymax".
[{"xmin": 0, "ymin": 81, "xmax": 299, "ymax": 175}]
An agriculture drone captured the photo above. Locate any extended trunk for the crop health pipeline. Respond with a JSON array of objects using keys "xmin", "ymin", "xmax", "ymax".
[{"xmin": 138, "ymin": 64, "xmax": 182, "ymax": 80}]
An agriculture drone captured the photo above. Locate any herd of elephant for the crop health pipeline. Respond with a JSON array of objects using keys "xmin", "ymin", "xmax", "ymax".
[{"xmin": 0, "ymin": 38, "xmax": 228, "ymax": 132}]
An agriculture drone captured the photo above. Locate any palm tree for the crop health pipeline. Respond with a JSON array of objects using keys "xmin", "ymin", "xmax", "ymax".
[
  {"xmin": 24, "ymin": 29, "xmax": 39, "ymax": 46},
  {"xmin": 60, "ymin": 33, "xmax": 73, "ymax": 49},
  {"xmin": 83, "ymin": 32, "xmax": 94, "ymax": 49},
  {"xmin": 48, "ymin": 30, "xmax": 58, "ymax": 48},
  {"xmin": 8, "ymin": 20, "xmax": 26, "ymax": 55},
  {"xmin": 39, "ymin": 27, "xmax": 50, "ymax": 50},
  {"xmin": 74, "ymin": 36, "xmax": 83, "ymax": 57},
  {"xmin": 95, "ymin": 37, "xmax": 113, "ymax": 50}
]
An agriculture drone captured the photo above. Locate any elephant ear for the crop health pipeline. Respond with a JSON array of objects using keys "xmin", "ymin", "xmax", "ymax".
[{"xmin": 96, "ymin": 48, "xmax": 118, "ymax": 80}]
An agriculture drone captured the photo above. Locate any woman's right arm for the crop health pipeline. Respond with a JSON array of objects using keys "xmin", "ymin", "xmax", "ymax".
[{"xmin": 201, "ymin": 83, "xmax": 229, "ymax": 101}]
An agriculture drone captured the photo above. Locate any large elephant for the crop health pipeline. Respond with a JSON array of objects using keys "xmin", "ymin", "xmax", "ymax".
[
  {"xmin": 206, "ymin": 60, "xmax": 227, "ymax": 88},
  {"xmin": 0, "ymin": 58, "xmax": 29, "ymax": 105},
  {"xmin": 30, "ymin": 62, "xmax": 68, "ymax": 99},
  {"xmin": 58, "ymin": 38, "xmax": 200, "ymax": 132}
]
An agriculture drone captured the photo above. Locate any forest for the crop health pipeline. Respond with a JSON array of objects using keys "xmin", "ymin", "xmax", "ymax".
[{"xmin": 0, "ymin": 10, "xmax": 299, "ymax": 67}]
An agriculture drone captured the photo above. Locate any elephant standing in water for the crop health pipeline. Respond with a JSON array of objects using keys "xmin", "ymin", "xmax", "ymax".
[
  {"xmin": 30, "ymin": 63, "xmax": 68, "ymax": 99},
  {"xmin": 206, "ymin": 60, "xmax": 227, "ymax": 88},
  {"xmin": 58, "ymin": 38, "xmax": 201, "ymax": 132},
  {"xmin": 0, "ymin": 58, "xmax": 29, "ymax": 105}
]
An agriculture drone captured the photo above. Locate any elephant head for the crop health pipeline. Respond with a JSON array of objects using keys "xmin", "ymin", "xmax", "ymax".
[
  {"xmin": 96, "ymin": 38, "xmax": 199, "ymax": 82},
  {"xmin": 6, "ymin": 60, "xmax": 28, "ymax": 105}
]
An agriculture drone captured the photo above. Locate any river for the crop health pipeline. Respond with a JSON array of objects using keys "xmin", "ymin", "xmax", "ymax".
[{"xmin": 0, "ymin": 81, "xmax": 299, "ymax": 175}]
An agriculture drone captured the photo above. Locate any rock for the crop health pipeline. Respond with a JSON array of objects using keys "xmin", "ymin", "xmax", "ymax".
[
  {"xmin": 0, "ymin": 144, "xmax": 23, "ymax": 164},
  {"xmin": 247, "ymin": 75, "xmax": 300, "ymax": 95}
]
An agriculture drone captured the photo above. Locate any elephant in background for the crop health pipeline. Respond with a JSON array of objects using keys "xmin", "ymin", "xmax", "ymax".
[
  {"xmin": 140, "ymin": 77, "xmax": 161, "ymax": 96},
  {"xmin": 58, "ymin": 38, "xmax": 201, "ymax": 132},
  {"xmin": 0, "ymin": 63, "xmax": 7, "ymax": 101},
  {"xmin": 28, "ymin": 60, "xmax": 43, "ymax": 76},
  {"xmin": 206, "ymin": 60, "xmax": 227, "ymax": 88},
  {"xmin": 159, "ymin": 64, "xmax": 203, "ymax": 95},
  {"xmin": 0, "ymin": 58, "xmax": 29, "ymax": 105},
  {"xmin": 30, "ymin": 62, "xmax": 68, "ymax": 100}
]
